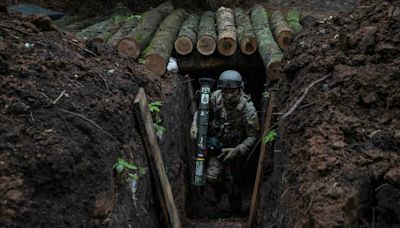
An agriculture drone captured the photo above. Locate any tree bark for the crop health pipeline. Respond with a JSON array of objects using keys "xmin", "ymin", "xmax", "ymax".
[
  {"xmin": 64, "ymin": 16, "xmax": 108, "ymax": 32},
  {"xmin": 91, "ymin": 17, "xmax": 132, "ymax": 43},
  {"xmin": 54, "ymin": 15, "xmax": 82, "ymax": 28},
  {"xmin": 270, "ymin": 10, "xmax": 293, "ymax": 50},
  {"xmin": 155, "ymin": 1, "xmax": 174, "ymax": 18},
  {"xmin": 251, "ymin": 4, "xmax": 283, "ymax": 81},
  {"xmin": 76, "ymin": 4, "xmax": 132, "ymax": 41},
  {"xmin": 107, "ymin": 16, "xmax": 139, "ymax": 46},
  {"xmin": 234, "ymin": 7, "xmax": 257, "ymax": 55},
  {"xmin": 196, "ymin": 11, "xmax": 217, "ymax": 56},
  {"xmin": 216, "ymin": 6, "xmax": 237, "ymax": 56},
  {"xmin": 117, "ymin": 2, "xmax": 174, "ymax": 59},
  {"xmin": 287, "ymin": 8, "xmax": 302, "ymax": 33},
  {"xmin": 174, "ymin": 13, "xmax": 200, "ymax": 55},
  {"xmin": 143, "ymin": 9, "xmax": 187, "ymax": 76},
  {"xmin": 177, "ymin": 50, "xmax": 264, "ymax": 74}
]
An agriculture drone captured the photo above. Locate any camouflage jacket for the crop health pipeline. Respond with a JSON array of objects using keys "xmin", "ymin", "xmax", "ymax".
[{"xmin": 192, "ymin": 90, "xmax": 260, "ymax": 155}]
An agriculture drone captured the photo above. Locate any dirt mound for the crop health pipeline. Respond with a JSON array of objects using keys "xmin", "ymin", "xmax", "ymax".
[
  {"xmin": 265, "ymin": 0, "xmax": 400, "ymax": 227},
  {"xmin": 0, "ymin": 12, "xmax": 165, "ymax": 227}
]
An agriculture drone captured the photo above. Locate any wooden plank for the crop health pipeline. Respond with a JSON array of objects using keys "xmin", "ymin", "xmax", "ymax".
[
  {"xmin": 247, "ymin": 92, "xmax": 275, "ymax": 228},
  {"xmin": 134, "ymin": 88, "xmax": 181, "ymax": 228},
  {"xmin": 185, "ymin": 74, "xmax": 197, "ymax": 115}
]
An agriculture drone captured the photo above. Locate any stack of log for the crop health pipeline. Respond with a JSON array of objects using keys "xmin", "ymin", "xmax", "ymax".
[
  {"xmin": 116, "ymin": 1, "xmax": 174, "ymax": 59},
  {"xmin": 75, "ymin": 3, "xmax": 133, "ymax": 42},
  {"xmin": 68, "ymin": 2, "xmax": 302, "ymax": 79},
  {"xmin": 142, "ymin": 9, "xmax": 187, "ymax": 76}
]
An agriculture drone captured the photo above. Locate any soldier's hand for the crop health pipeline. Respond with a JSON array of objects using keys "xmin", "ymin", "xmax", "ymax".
[
  {"xmin": 221, "ymin": 147, "xmax": 239, "ymax": 163},
  {"xmin": 190, "ymin": 125, "xmax": 198, "ymax": 140}
]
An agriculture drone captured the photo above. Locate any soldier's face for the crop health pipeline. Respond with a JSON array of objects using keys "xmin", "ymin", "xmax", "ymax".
[{"xmin": 222, "ymin": 88, "xmax": 240, "ymax": 105}]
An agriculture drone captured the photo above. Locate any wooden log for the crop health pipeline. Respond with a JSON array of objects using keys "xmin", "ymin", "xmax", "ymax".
[
  {"xmin": 107, "ymin": 15, "xmax": 139, "ymax": 46},
  {"xmin": 64, "ymin": 16, "xmax": 108, "ymax": 32},
  {"xmin": 196, "ymin": 11, "xmax": 217, "ymax": 56},
  {"xmin": 216, "ymin": 6, "xmax": 237, "ymax": 56},
  {"xmin": 76, "ymin": 4, "xmax": 132, "ymax": 41},
  {"xmin": 143, "ymin": 9, "xmax": 187, "ymax": 76},
  {"xmin": 174, "ymin": 13, "xmax": 200, "ymax": 55},
  {"xmin": 54, "ymin": 15, "xmax": 82, "ymax": 28},
  {"xmin": 247, "ymin": 92, "xmax": 274, "ymax": 228},
  {"xmin": 251, "ymin": 4, "xmax": 283, "ymax": 81},
  {"xmin": 91, "ymin": 16, "xmax": 132, "ymax": 43},
  {"xmin": 234, "ymin": 7, "xmax": 257, "ymax": 55},
  {"xmin": 177, "ymin": 49, "xmax": 264, "ymax": 74},
  {"xmin": 270, "ymin": 10, "xmax": 294, "ymax": 50},
  {"xmin": 117, "ymin": 2, "xmax": 174, "ymax": 59},
  {"xmin": 134, "ymin": 88, "xmax": 182, "ymax": 228},
  {"xmin": 155, "ymin": 1, "xmax": 175, "ymax": 18},
  {"xmin": 286, "ymin": 8, "xmax": 302, "ymax": 33}
]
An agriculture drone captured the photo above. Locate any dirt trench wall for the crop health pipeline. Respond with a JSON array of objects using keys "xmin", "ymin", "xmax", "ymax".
[
  {"xmin": 0, "ymin": 12, "xmax": 164, "ymax": 227},
  {"xmin": 156, "ymin": 73, "xmax": 193, "ymax": 225},
  {"xmin": 258, "ymin": 1, "xmax": 400, "ymax": 227}
]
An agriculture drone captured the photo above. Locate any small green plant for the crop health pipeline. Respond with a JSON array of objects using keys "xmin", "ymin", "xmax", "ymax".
[
  {"xmin": 113, "ymin": 158, "xmax": 146, "ymax": 182},
  {"xmin": 262, "ymin": 90, "xmax": 270, "ymax": 99},
  {"xmin": 148, "ymin": 101, "xmax": 162, "ymax": 113},
  {"xmin": 262, "ymin": 129, "xmax": 277, "ymax": 144},
  {"xmin": 138, "ymin": 58, "xmax": 145, "ymax": 64},
  {"xmin": 149, "ymin": 101, "xmax": 166, "ymax": 136},
  {"xmin": 132, "ymin": 14, "xmax": 142, "ymax": 21}
]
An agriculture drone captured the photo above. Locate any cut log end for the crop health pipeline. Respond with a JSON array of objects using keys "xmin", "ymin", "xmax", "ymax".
[
  {"xmin": 117, "ymin": 38, "xmax": 140, "ymax": 59},
  {"xmin": 217, "ymin": 38, "xmax": 237, "ymax": 56},
  {"xmin": 197, "ymin": 36, "xmax": 216, "ymax": 56},
  {"xmin": 241, "ymin": 37, "xmax": 257, "ymax": 55},
  {"xmin": 174, "ymin": 36, "xmax": 194, "ymax": 55},
  {"xmin": 266, "ymin": 62, "xmax": 282, "ymax": 81},
  {"xmin": 145, "ymin": 54, "xmax": 166, "ymax": 76},
  {"xmin": 277, "ymin": 30, "xmax": 293, "ymax": 50}
]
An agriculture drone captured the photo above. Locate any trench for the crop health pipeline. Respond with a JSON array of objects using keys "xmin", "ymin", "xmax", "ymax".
[
  {"xmin": 4, "ymin": 1, "xmax": 399, "ymax": 227},
  {"xmin": 154, "ymin": 49, "xmax": 284, "ymax": 227}
]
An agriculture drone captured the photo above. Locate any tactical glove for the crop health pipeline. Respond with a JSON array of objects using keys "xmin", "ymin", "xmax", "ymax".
[
  {"xmin": 190, "ymin": 124, "xmax": 198, "ymax": 140},
  {"xmin": 221, "ymin": 147, "xmax": 240, "ymax": 163}
]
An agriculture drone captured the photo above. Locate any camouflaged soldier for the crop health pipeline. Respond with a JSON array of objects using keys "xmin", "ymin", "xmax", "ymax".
[{"xmin": 190, "ymin": 70, "xmax": 260, "ymax": 213}]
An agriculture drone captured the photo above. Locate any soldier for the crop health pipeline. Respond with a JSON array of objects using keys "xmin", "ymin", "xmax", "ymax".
[{"xmin": 190, "ymin": 70, "xmax": 260, "ymax": 214}]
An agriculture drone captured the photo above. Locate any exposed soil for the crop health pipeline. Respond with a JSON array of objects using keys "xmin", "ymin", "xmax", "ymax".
[
  {"xmin": 259, "ymin": 0, "xmax": 400, "ymax": 227},
  {"xmin": 0, "ymin": 11, "xmax": 165, "ymax": 227},
  {"xmin": 1, "ymin": 0, "xmax": 399, "ymax": 228}
]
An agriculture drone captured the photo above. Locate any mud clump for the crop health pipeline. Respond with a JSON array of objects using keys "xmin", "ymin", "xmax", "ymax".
[{"xmin": 264, "ymin": 0, "xmax": 400, "ymax": 227}]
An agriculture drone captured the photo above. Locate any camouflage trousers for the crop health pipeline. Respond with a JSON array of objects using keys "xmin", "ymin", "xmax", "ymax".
[{"xmin": 205, "ymin": 155, "xmax": 242, "ymax": 213}]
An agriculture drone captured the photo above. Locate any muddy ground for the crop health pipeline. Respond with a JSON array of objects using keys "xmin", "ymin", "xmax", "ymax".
[{"xmin": 1, "ymin": 0, "xmax": 400, "ymax": 228}]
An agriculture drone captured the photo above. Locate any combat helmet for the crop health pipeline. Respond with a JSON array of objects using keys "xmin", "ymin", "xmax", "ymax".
[{"xmin": 217, "ymin": 70, "xmax": 244, "ymax": 89}]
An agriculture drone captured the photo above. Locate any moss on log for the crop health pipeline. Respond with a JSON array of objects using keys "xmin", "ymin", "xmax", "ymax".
[
  {"xmin": 271, "ymin": 10, "xmax": 293, "ymax": 50},
  {"xmin": 107, "ymin": 15, "xmax": 139, "ymax": 46},
  {"xmin": 287, "ymin": 8, "xmax": 302, "ymax": 33},
  {"xmin": 174, "ymin": 13, "xmax": 200, "ymax": 55},
  {"xmin": 76, "ymin": 4, "xmax": 132, "ymax": 41},
  {"xmin": 91, "ymin": 16, "xmax": 132, "ymax": 43},
  {"xmin": 196, "ymin": 11, "xmax": 217, "ymax": 56},
  {"xmin": 251, "ymin": 4, "xmax": 283, "ymax": 81},
  {"xmin": 54, "ymin": 15, "xmax": 82, "ymax": 28},
  {"xmin": 234, "ymin": 7, "xmax": 257, "ymax": 55},
  {"xmin": 155, "ymin": 1, "xmax": 174, "ymax": 18},
  {"xmin": 65, "ymin": 16, "xmax": 108, "ymax": 32},
  {"xmin": 216, "ymin": 6, "xmax": 237, "ymax": 56},
  {"xmin": 143, "ymin": 9, "xmax": 187, "ymax": 76},
  {"xmin": 117, "ymin": 2, "xmax": 174, "ymax": 59}
]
